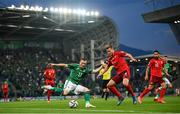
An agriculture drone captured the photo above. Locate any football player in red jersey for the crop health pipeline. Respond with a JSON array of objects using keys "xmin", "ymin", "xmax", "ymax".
[
  {"xmin": 44, "ymin": 64, "xmax": 56, "ymax": 103},
  {"xmin": 138, "ymin": 50, "xmax": 168, "ymax": 104},
  {"xmin": 99, "ymin": 44, "xmax": 137, "ymax": 105},
  {"xmin": 2, "ymin": 81, "xmax": 9, "ymax": 102}
]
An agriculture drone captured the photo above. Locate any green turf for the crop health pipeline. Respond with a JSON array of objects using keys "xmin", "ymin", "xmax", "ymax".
[{"xmin": 0, "ymin": 96, "xmax": 180, "ymax": 114}]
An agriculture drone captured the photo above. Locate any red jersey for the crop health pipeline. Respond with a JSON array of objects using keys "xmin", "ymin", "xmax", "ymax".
[
  {"xmin": 148, "ymin": 58, "xmax": 165, "ymax": 77},
  {"xmin": 108, "ymin": 51, "xmax": 129, "ymax": 74},
  {"xmin": 2, "ymin": 83, "xmax": 9, "ymax": 91},
  {"xmin": 44, "ymin": 68, "xmax": 56, "ymax": 80}
]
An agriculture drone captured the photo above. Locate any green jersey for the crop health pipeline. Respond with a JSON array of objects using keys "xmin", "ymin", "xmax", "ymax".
[
  {"xmin": 163, "ymin": 63, "xmax": 171, "ymax": 77},
  {"xmin": 67, "ymin": 64, "xmax": 92, "ymax": 84}
]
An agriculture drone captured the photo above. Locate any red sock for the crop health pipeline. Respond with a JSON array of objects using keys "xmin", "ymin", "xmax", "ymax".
[
  {"xmin": 47, "ymin": 90, "xmax": 52, "ymax": 101},
  {"xmin": 109, "ymin": 86, "xmax": 122, "ymax": 98},
  {"xmin": 140, "ymin": 88, "xmax": 151, "ymax": 98},
  {"xmin": 160, "ymin": 88, "xmax": 166, "ymax": 99},
  {"xmin": 125, "ymin": 84, "xmax": 135, "ymax": 97}
]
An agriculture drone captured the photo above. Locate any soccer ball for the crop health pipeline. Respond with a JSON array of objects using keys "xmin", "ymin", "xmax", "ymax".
[{"xmin": 69, "ymin": 100, "xmax": 78, "ymax": 108}]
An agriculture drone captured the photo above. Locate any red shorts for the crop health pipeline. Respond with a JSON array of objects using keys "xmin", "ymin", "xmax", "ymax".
[
  {"xmin": 3, "ymin": 89, "xmax": 8, "ymax": 93},
  {"xmin": 45, "ymin": 79, "xmax": 55, "ymax": 86},
  {"xmin": 149, "ymin": 76, "xmax": 164, "ymax": 85},
  {"xmin": 112, "ymin": 70, "xmax": 130, "ymax": 84}
]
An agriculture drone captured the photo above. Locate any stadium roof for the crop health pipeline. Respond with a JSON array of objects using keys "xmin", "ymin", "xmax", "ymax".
[
  {"xmin": 142, "ymin": 4, "xmax": 180, "ymax": 44},
  {"xmin": 142, "ymin": 4, "xmax": 180, "ymax": 23},
  {"xmin": 0, "ymin": 6, "xmax": 118, "ymax": 43},
  {"xmin": 0, "ymin": 6, "xmax": 119, "ymax": 65}
]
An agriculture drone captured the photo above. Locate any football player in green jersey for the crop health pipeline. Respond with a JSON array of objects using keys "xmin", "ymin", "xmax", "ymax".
[{"xmin": 45, "ymin": 58, "xmax": 101, "ymax": 108}]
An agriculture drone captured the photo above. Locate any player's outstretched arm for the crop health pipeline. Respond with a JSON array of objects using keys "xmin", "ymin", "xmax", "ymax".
[
  {"xmin": 49, "ymin": 63, "xmax": 68, "ymax": 67},
  {"xmin": 126, "ymin": 53, "xmax": 137, "ymax": 62}
]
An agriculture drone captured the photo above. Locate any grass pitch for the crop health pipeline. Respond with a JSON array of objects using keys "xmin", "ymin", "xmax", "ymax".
[{"xmin": 0, "ymin": 96, "xmax": 180, "ymax": 114}]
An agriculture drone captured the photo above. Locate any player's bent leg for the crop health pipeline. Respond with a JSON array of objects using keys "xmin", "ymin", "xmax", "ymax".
[
  {"xmin": 105, "ymin": 88, "xmax": 110, "ymax": 100},
  {"xmin": 74, "ymin": 85, "xmax": 96, "ymax": 108},
  {"xmin": 53, "ymin": 87, "xmax": 63, "ymax": 94},
  {"xmin": 154, "ymin": 77, "xmax": 169, "ymax": 102},
  {"xmin": 158, "ymin": 82, "xmax": 167, "ymax": 104},
  {"xmin": 138, "ymin": 84, "xmax": 154, "ymax": 104},
  {"xmin": 168, "ymin": 83, "xmax": 173, "ymax": 88},
  {"xmin": 102, "ymin": 80, "xmax": 109, "ymax": 100},
  {"xmin": 122, "ymin": 78, "xmax": 129, "ymax": 86},
  {"xmin": 41, "ymin": 85, "xmax": 52, "ymax": 94},
  {"xmin": 42, "ymin": 85, "xmax": 53, "ymax": 89},
  {"xmin": 84, "ymin": 91, "xmax": 96, "ymax": 108},
  {"xmin": 63, "ymin": 80, "xmax": 77, "ymax": 96},
  {"xmin": 107, "ymin": 79, "xmax": 121, "ymax": 98},
  {"xmin": 107, "ymin": 79, "xmax": 124, "ymax": 105},
  {"xmin": 122, "ymin": 79, "xmax": 134, "ymax": 96},
  {"xmin": 63, "ymin": 88, "xmax": 70, "ymax": 96},
  {"xmin": 161, "ymin": 82, "xmax": 166, "ymax": 90},
  {"xmin": 123, "ymin": 78, "xmax": 137, "ymax": 104},
  {"xmin": 102, "ymin": 88, "xmax": 106, "ymax": 98},
  {"xmin": 154, "ymin": 87, "xmax": 162, "ymax": 102},
  {"xmin": 163, "ymin": 77, "xmax": 172, "ymax": 88},
  {"xmin": 107, "ymin": 79, "xmax": 116, "ymax": 88}
]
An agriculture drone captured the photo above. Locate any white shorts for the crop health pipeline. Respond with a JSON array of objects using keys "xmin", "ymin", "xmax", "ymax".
[
  {"xmin": 64, "ymin": 80, "xmax": 88, "ymax": 95},
  {"xmin": 163, "ymin": 77, "xmax": 171, "ymax": 85}
]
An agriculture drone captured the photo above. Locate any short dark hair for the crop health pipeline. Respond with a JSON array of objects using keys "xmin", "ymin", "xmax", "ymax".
[
  {"xmin": 80, "ymin": 57, "xmax": 87, "ymax": 61},
  {"xmin": 105, "ymin": 44, "xmax": 113, "ymax": 50},
  {"xmin": 154, "ymin": 50, "xmax": 160, "ymax": 54}
]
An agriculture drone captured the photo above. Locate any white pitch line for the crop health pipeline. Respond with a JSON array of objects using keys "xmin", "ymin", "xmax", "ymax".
[
  {"xmin": 0, "ymin": 107, "xmax": 133, "ymax": 112},
  {"xmin": 0, "ymin": 113, "xmax": 180, "ymax": 114},
  {"xmin": 0, "ymin": 108, "xmax": 180, "ymax": 114}
]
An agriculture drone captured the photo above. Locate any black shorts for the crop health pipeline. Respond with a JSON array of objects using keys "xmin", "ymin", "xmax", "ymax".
[{"xmin": 102, "ymin": 80, "xmax": 110, "ymax": 89}]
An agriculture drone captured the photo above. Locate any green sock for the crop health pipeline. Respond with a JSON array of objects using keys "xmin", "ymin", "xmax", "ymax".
[
  {"xmin": 49, "ymin": 87, "xmax": 55, "ymax": 91},
  {"xmin": 84, "ymin": 92, "xmax": 90, "ymax": 104},
  {"xmin": 55, "ymin": 88, "xmax": 63, "ymax": 93},
  {"xmin": 49, "ymin": 87, "xmax": 63, "ymax": 94},
  {"xmin": 157, "ymin": 93, "xmax": 160, "ymax": 98}
]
